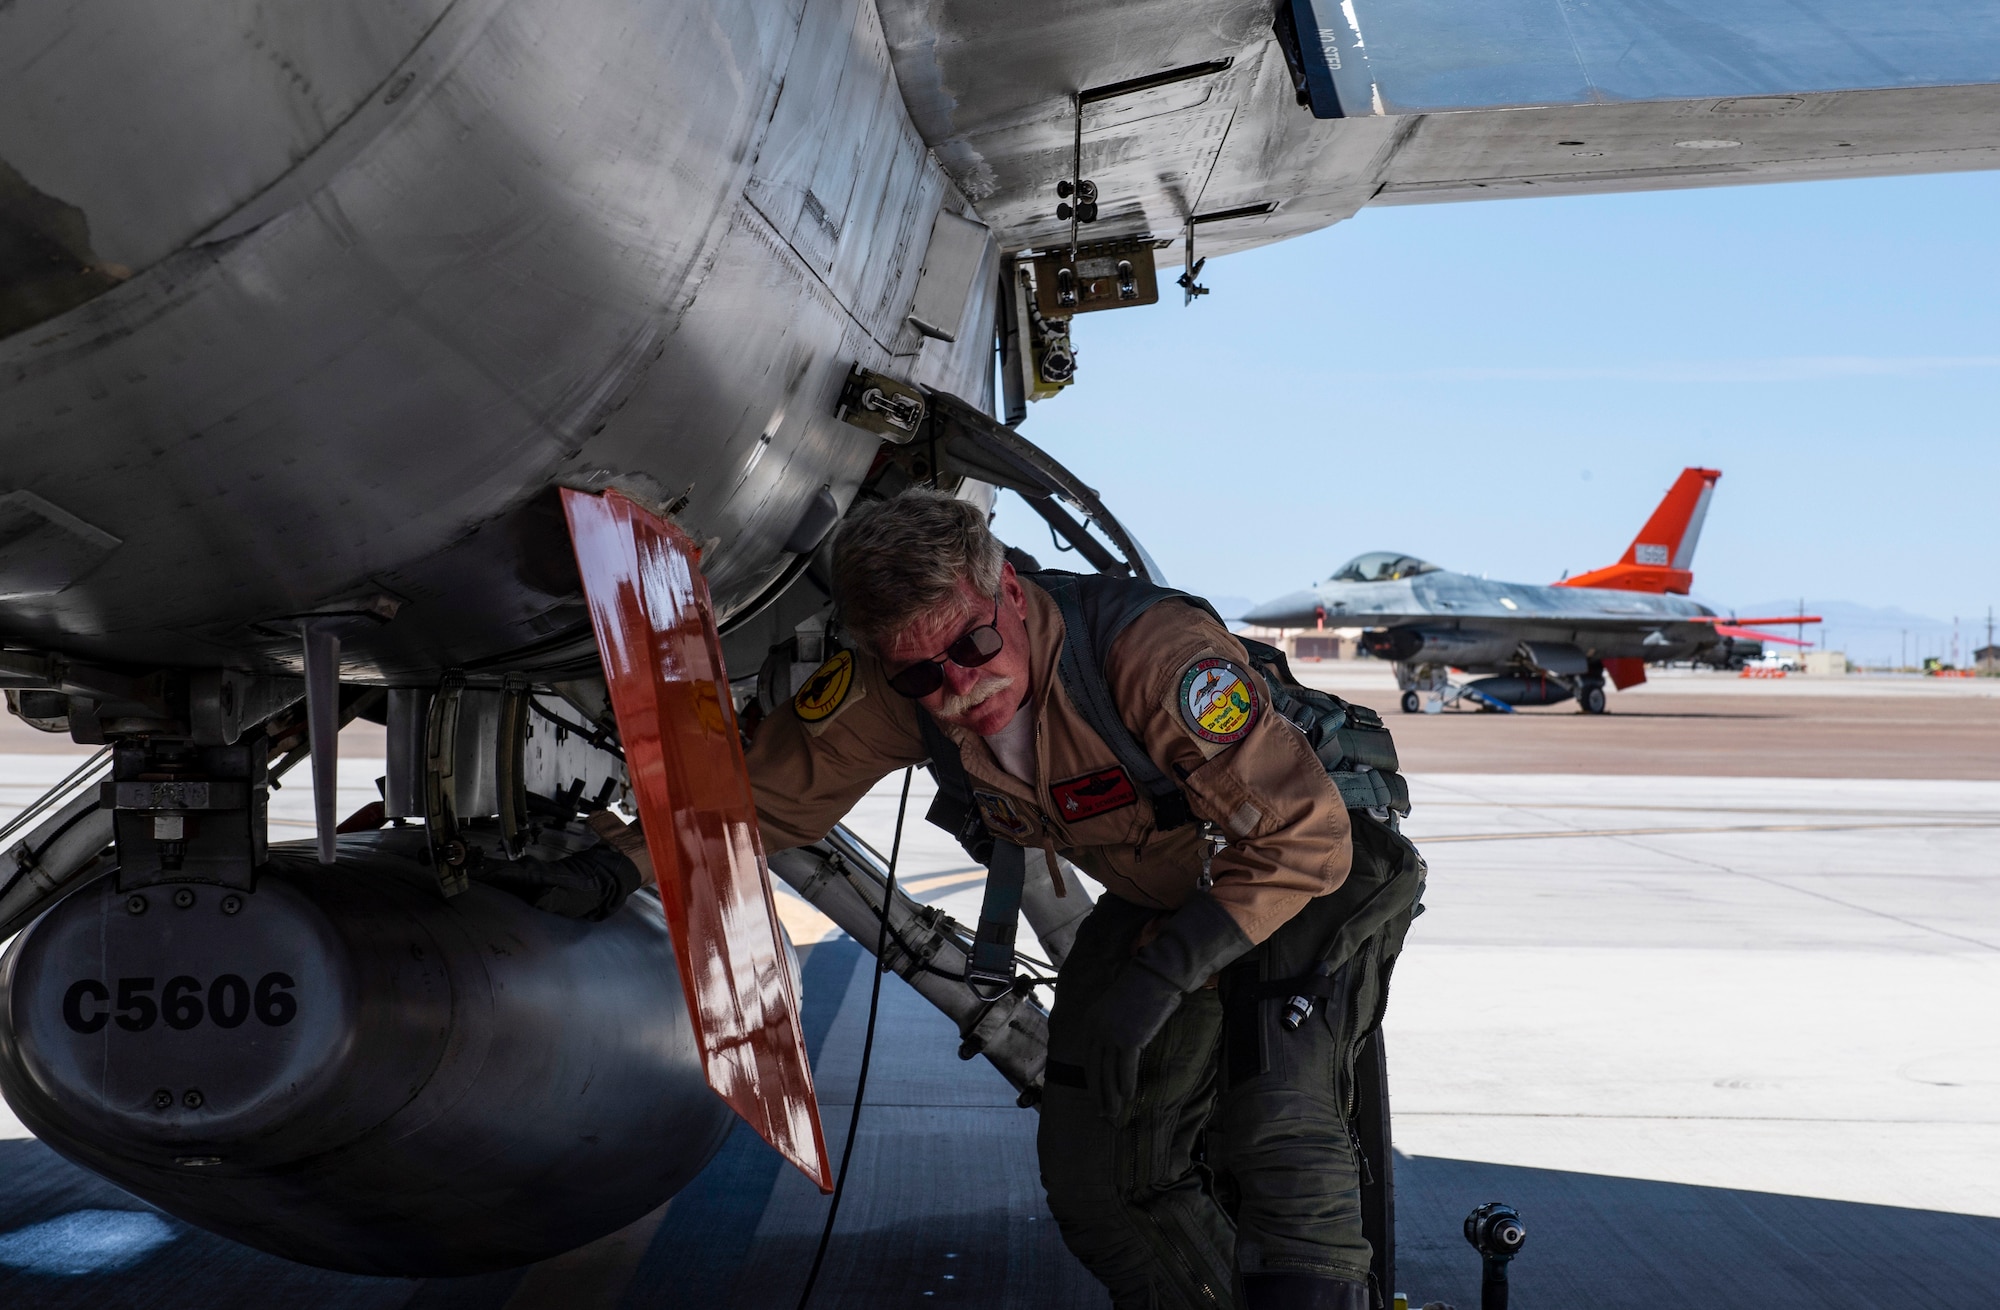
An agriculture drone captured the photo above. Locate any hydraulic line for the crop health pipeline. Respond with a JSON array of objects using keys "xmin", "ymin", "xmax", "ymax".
[
  {"xmin": 766, "ymin": 834, "xmax": 1053, "ymax": 1098},
  {"xmin": 0, "ymin": 746, "xmax": 109, "ymax": 850},
  {"xmin": 795, "ymin": 768, "xmax": 914, "ymax": 1310}
]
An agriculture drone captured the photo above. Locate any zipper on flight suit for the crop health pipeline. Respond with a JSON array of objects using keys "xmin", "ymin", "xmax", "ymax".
[
  {"xmin": 1027, "ymin": 719, "xmax": 1071, "ymax": 895},
  {"xmin": 1340, "ymin": 939, "xmax": 1378, "ymax": 1123},
  {"xmin": 1344, "ymin": 1118, "xmax": 1375, "ymax": 1187},
  {"xmin": 1121, "ymin": 1086, "xmax": 1225, "ymax": 1310},
  {"xmin": 1066, "ymin": 697, "xmax": 1220, "ymax": 1307}
]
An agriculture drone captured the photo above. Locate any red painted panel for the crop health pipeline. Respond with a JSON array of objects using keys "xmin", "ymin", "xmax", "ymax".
[
  {"xmin": 1601, "ymin": 657, "xmax": 1648, "ymax": 691},
  {"xmin": 562, "ymin": 488, "xmax": 831, "ymax": 1191},
  {"xmin": 1712, "ymin": 615, "xmax": 1823, "ymax": 627},
  {"xmin": 1716, "ymin": 624, "xmax": 1812, "ymax": 647}
]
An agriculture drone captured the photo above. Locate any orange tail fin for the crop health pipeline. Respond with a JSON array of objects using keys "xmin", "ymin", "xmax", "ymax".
[{"xmin": 1559, "ymin": 467, "xmax": 1721, "ymax": 595}]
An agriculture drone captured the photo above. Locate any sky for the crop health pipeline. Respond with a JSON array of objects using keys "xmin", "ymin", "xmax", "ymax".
[{"xmin": 990, "ymin": 168, "xmax": 2000, "ymax": 664}]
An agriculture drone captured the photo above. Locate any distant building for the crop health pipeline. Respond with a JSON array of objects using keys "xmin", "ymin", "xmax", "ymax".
[
  {"xmin": 1977, "ymin": 644, "xmax": 2000, "ymax": 671},
  {"xmin": 1802, "ymin": 651, "xmax": 1847, "ymax": 676},
  {"xmin": 1235, "ymin": 625, "xmax": 1361, "ymax": 662},
  {"xmin": 1292, "ymin": 633, "xmax": 1351, "ymax": 661}
]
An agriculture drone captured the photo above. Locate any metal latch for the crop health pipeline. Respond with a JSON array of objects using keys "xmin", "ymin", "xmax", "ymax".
[{"xmin": 834, "ymin": 365, "xmax": 927, "ymax": 441}]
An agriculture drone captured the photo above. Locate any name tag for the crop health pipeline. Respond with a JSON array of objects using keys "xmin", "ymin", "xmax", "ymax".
[{"xmin": 1050, "ymin": 766, "xmax": 1137, "ymax": 821}]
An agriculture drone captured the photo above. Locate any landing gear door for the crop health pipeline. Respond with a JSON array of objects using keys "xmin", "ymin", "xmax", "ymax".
[{"xmin": 561, "ymin": 487, "xmax": 832, "ymax": 1192}]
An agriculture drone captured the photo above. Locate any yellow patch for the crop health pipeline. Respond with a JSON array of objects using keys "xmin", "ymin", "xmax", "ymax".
[
  {"xmin": 794, "ymin": 650, "xmax": 856, "ymax": 724},
  {"xmin": 1178, "ymin": 656, "xmax": 1260, "ymax": 746}
]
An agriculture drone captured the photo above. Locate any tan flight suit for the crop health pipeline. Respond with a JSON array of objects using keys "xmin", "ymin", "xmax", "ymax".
[
  {"xmin": 750, "ymin": 579, "xmax": 1351, "ymax": 942},
  {"xmin": 748, "ymin": 577, "xmax": 1366, "ymax": 1307}
]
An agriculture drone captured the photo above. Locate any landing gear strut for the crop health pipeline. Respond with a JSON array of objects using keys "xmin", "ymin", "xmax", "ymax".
[{"xmin": 1393, "ymin": 662, "xmax": 1461, "ymax": 714}]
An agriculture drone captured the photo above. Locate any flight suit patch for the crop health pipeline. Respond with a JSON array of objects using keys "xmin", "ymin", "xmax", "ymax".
[
  {"xmin": 1177, "ymin": 656, "xmax": 1259, "ymax": 746},
  {"xmin": 793, "ymin": 649, "xmax": 861, "ymax": 734},
  {"xmin": 1050, "ymin": 766, "xmax": 1137, "ymax": 822},
  {"xmin": 973, "ymin": 789, "xmax": 1037, "ymax": 842}
]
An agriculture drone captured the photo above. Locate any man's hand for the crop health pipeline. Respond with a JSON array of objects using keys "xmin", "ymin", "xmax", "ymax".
[
  {"xmin": 1080, "ymin": 892, "xmax": 1254, "ymax": 1123},
  {"xmin": 1083, "ymin": 962, "xmax": 1186, "ymax": 1123},
  {"xmin": 586, "ymin": 810, "xmax": 651, "ymax": 873}
]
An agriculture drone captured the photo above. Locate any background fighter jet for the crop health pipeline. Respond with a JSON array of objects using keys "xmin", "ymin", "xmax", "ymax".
[
  {"xmin": 0, "ymin": 0, "xmax": 1990, "ymax": 1284},
  {"xmin": 1244, "ymin": 470, "xmax": 1821, "ymax": 713}
]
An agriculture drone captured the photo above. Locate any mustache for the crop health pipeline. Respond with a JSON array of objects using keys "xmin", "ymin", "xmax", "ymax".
[{"xmin": 935, "ymin": 674, "xmax": 1016, "ymax": 721}]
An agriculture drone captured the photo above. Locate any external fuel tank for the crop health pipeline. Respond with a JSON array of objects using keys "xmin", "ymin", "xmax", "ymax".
[{"xmin": 0, "ymin": 830, "xmax": 733, "ymax": 1276}]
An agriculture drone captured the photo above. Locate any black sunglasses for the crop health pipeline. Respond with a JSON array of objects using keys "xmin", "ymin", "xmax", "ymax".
[{"xmin": 885, "ymin": 594, "xmax": 1006, "ymax": 698}]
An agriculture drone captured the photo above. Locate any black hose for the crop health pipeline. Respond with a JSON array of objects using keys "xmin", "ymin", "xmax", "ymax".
[{"xmin": 795, "ymin": 767, "xmax": 914, "ymax": 1310}]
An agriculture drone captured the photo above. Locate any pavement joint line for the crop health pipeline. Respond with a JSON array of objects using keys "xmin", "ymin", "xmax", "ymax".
[
  {"xmin": 1592, "ymin": 829, "xmax": 2000, "ymax": 954},
  {"xmin": 1416, "ymin": 820, "xmax": 2000, "ymax": 842},
  {"xmin": 1394, "ymin": 1112, "xmax": 2000, "ymax": 1125}
]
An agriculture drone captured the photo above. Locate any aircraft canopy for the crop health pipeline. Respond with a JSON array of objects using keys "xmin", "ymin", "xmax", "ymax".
[{"xmin": 1330, "ymin": 552, "xmax": 1440, "ymax": 583}]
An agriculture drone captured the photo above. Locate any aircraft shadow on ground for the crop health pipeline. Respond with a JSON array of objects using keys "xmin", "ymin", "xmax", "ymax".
[
  {"xmin": 6, "ymin": 934, "xmax": 1994, "ymax": 1310},
  {"xmin": 0, "ymin": 939, "xmax": 876, "ymax": 1310},
  {"xmin": 1395, "ymin": 1152, "xmax": 2000, "ymax": 1310},
  {"xmin": 0, "ymin": 1137, "xmax": 424, "ymax": 1310}
]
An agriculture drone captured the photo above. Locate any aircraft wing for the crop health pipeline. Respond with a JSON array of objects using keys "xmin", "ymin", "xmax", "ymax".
[
  {"xmin": 880, "ymin": 0, "xmax": 2000, "ymax": 262},
  {"xmin": 1718, "ymin": 624, "xmax": 1812, "ymax": 647},
  {"xmin": 1257, "ymin": 571, "xmax": 1717, "ymax": 633}
]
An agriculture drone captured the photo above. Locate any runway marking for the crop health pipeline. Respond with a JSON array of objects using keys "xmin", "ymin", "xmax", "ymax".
[
  {"xmin": 1576, "ymin": 820, "xmax": 2000, "ymax": 955},
  {"xmin": 894, "ymin": 866, "xmax": 984, "ymax": 891},
  {"xmin": 893, "ymin": 876, "xmax": 989, "ymax": 903},
  {"xmin": 1417, "ymin": 820, "xmax": 2000, "ymax": 843}
]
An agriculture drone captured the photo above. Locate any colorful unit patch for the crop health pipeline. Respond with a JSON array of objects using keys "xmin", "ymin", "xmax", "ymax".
[
  {"xmin": 1050, "ymin": 767, "xmax": 1137, "ymax": 822},
  {"xmin": 973, "ymin": 789, "xmax": 1037, "ymax": 842},
  {"xmin": 1178, "ymin": 656, "xmax": 1259, "ymax": 745},
  {"xmin": 793, "ymin": 650, "xmax": 856, "ymax": 724}
]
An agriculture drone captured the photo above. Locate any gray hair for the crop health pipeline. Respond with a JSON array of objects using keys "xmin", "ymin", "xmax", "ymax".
[{"xmin": 831, "ymin": 489, "xmax": 1005, "ymax": 647}]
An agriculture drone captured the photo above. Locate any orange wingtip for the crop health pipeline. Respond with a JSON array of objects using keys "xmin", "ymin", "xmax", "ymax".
[{"xmin": 562, "ymin": 487, "xmax": 831, "ymax": 1192}]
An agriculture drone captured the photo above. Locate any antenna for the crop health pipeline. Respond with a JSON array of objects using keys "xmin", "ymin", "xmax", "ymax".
[{"xmin": 1177, "ymin": 215, "xmax": 1209, "ymax": 305}]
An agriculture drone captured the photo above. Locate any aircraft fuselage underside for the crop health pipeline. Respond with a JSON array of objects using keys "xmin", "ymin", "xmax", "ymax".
[
  {"xmin": 0, "ymin": 0, "xmax": 1025, "ymax": 1274},
  {"xmin": 0, "ymin": 0, "xmax": 996, "ymax": 690}
]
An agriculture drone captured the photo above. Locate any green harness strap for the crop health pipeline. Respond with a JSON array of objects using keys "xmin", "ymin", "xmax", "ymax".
[{"xmin": 919, "ymin": 571, "xmax": 1412, "ymax": 999}]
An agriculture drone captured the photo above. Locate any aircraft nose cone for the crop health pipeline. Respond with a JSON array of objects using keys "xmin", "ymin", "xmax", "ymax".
[{"xmin": 1243, "ymin": 589, "xmax": 1320, "ymax": 626}]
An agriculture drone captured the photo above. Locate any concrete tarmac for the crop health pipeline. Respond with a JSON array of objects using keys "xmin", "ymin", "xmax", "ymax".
[
  {"xmin": 1295, "ymin": 662, "xmax": 2000, "ymax": 779},
  {"xmin": 2, "ymin": 671, "xmax": 1997, "ymax": 1306}
]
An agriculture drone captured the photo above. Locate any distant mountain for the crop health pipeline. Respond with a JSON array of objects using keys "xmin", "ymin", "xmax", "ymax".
[{"xmin": 1735, "ymin": 598, "xmax": 1960, "ymax": 668}]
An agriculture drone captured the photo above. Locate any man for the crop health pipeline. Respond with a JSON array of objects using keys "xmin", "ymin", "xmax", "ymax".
[{"xmin": 747, "ymin": 489, "xmax": 1371, "ymax": 1310}]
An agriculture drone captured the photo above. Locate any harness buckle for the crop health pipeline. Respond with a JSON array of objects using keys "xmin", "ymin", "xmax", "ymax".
[{"xmin": 1198, "ymin": 821, "xmax": 1225, "ymax": 890}]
